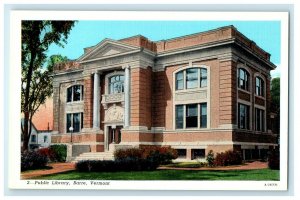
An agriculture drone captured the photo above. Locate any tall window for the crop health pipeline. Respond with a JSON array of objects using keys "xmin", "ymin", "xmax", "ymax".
[
  {"xmin": 175, "ymin": 67, "xmax": 207, "ymax": 90},
  {"xmin": 175, "ymin": 105, "xmax": 184, "ymax": 129},
  {"xmin": 255, "ymin": 77, "xmax": 264, "ymax": 97},
  {"xmin": 67, "ymin": 85, "xmax": 84, "ymax": 102},
  {"xmin": 175, "ymin": 71, "xmax": 184, "ymax": 90},
  {"xmin": 238, "ymin": 103, "xmax": 250, "ymax": 129},
  {"xmin": 186, "ymin": 104, "xmax": 198, "ymax": 128},
  {"xmin": 255, "ymin": 108, "xmax": 265, "ymax": 131},
  {"xmin": 175, "ymin": 103, "xmax": 207, "ymax": 129},
  {"xmin": 66, "ymin": 112, "xmax": 83, "ymax": 133},
  {"xmin": 238, "ymin": 68, "xmax": 250, "ymax": 91},
  {"xmin": 109, "ymin": 75, "xmax": 124, "ymax": 94}
]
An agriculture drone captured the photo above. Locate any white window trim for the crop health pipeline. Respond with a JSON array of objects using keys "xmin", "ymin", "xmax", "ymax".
[
  {"xmin": 66, "ymin": 84, "xmax": 84, "ymax": 103},
  {"xmin": 66, "ymin": 112, "xmax": 83, "ymax": 133},
  {"xmin": 105, "ymin": 71, "xmax": 125, "ymax": 94},
  {"xmin": 172, "ymin": 64, "xmax": 210, "ymax": 130},
  {"xmin": 254, "ymin": 105, "xmax": 267, "ymax": 133},
  {"xmin": 237, "ymin": 64, "xmax": 252, "ymax": 94},
  {"xmin": 254, "ymin": 72, "xmax": 266, "ymax": 99},
  {"xmin": 237, "ymin": 100, "xmax": 252, "ymax": 130}
]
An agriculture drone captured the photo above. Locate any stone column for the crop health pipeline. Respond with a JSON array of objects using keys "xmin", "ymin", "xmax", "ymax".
[
  {"xmin": 93, "ymin": 72, "xmax": 100, "ymax": 129},
  {"xmin": 123, "ymin": 65, "xmax": 131, "ymax": 128}
]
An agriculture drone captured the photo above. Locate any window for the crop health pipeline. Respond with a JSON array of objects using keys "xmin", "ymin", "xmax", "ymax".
[
  {"xmin": 31, "ymin": 135, "xmax": 36, "ymax": 143},
  {"xmin": 175, "ymin": 71, "xmax": 184, "ymax": 90},
  {"xmin": 176, "ymin": 149, "xmax": 187, "ymax": 158},
  {"xmin": 255, "ymin": 108, "xmax": 265, "ymax": 131},
  {"xmin": 238, "ymin": 68, "xmax": 250, "ymax": 91},
  {"xmin": 200, "ymin": 68, "xmax": 207, "ymax": 87},
  {"xmin": 66, "ymin": 112, "xmax": 83, "ymax": 133},
  {"xmin": 175, "ymin": 67, "xmax": 207, "ymax": 91},
  {"xmin": 44, "ymin": 136, "xmax": 48, "ymax": 143},
  {"xmin": 192, "ymin": 149, "xmax": 205, "ymax": 159},
  {"xmin": 255, "ymin": 77, "xmax": 264, "ymax": 97},
  {"xmin": 186, "ymin": 104, "xmax": 198, "ymax": 128},
  {"xmin": 109, "ymin": 75, "xmax": 124, "ymax": 94},
  {"xmin": 200, "ymin": 103, "xmax": 207, "ymax": 128},
  {"xmin": 186, "ymin": 68, "xmax": 198, "ymax": 89},
  {"xmin": 238, "ymin": 103, "xmax": 250, "ymax": 129},
  {"xmin": 175, "ymin": 103, "xmax": 207, "ymax": 129},
  {"xmin": 175, "ymin": 105, "xmax": 184, "ymax": 129},
  {"xmin": 67, "ymin": 85, "xmax": 83, "ymax": 102}
]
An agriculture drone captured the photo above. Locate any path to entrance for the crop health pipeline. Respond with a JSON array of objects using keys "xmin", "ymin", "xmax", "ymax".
[
  {"xmin": 21, "ymin": 161, "xmax": 268, "ymax": 179},
  {"xmin": 21, "ymin": 162, "xmax": 75, "ymax": 180}
]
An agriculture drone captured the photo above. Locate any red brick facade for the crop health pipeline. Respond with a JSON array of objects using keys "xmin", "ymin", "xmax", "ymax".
[{"xmin": 52, "ymin": 26, "xmax": 277, "ymax": 160}]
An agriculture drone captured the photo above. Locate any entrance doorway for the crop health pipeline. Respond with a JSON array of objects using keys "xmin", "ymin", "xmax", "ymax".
[{"xmin": 108, "ymin": 125, "xmax": 122, "ymax": 144}]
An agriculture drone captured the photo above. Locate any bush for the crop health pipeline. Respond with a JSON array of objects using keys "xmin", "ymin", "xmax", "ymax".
[
  {"xmin": 214, "ymin": 150, "xmax": 242, "ymax": 166},
  {"xmin": 75, "ymin": 158, "xmax": 159, "ymax": 172},
  {"xmin": 268, "ymin": 149, "xmax": 280, "ymax": 170},
  {"xmin": 49, "ymin": 144, "xmax": 67, "ymax": 162},
  {"xmin": 21, "ymin": 151, "xmax": 48, "ymax": 171},
  {"xmin": 206, "ymin": 150, "xmax": 215, "ymax": 167},
  {"xmin": 114, "ymin": 146, "xmax": 178, "ymax": 165},
  {"xmin": 37, "ymin": 148, "xmax": 56, "ymax": 162}
]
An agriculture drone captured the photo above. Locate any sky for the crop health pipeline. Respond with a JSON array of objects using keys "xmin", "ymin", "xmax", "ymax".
[{"xmin": 47, "ymin": 20, "xmax": 281, "ymax": 77}]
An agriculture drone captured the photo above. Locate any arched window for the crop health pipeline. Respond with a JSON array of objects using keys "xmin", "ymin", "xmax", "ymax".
[
  {"xmin": 175, "ymin": 67, "xmax": 207, "ymax": 90},
  {"xmin": 255, "ymin": 77, "xmax": 264, "ymax": 97},
  {"xmin": 67, "ymin": 85, "xmax": 84, "ymax": 102},
  {"xmin": 109, "ymin": 75, "xmax": 124, "ymax": 94},
  {"xmin": 238, "ymin": 68, "xmax": 250, "ymax": 91}
]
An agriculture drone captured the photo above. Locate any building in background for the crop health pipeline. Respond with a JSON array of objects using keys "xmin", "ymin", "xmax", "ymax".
[{"xmin": 51, "ymin": 26, "xmax": 278, "ymax": 161}]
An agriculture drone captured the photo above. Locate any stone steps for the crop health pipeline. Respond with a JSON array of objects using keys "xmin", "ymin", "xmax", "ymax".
[{"xmin": 73, "ymin": 152, "xmax": 115, "ymax": 162}]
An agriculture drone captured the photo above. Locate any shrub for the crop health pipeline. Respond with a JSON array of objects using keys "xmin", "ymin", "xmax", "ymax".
[
  {"xmin": 75, "ymin": 158, "xmax": 159, "ymax": 172},
  {"xmin": 37, "ymin": 148, "xmax": 56, "ymax": 162},
  {"xmin": 21, "ymin": 151, "xmax": 48, "ymax": 171},
  {"xmin": 206, "ymin": 150, "xmax": 215, "ymax": 167},
  {"xmin": 214, "ymin": 150, "xmax": 242, "ymax": 166},
  {"xmin": 268, "ymin": 149, "xmax": 280, "ymax": 170},
  {"xmin": 49, "ymin": 144, "xmax": 67, "ymax": 162},
  {"xmin": 114, "ymin": 146, "xmax": 178, "ymax": 165}
]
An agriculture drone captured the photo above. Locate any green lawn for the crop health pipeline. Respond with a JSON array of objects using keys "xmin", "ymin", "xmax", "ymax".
[{"xmin": 32, "ymin": 169, "xmax": 279, "ymax": 181}]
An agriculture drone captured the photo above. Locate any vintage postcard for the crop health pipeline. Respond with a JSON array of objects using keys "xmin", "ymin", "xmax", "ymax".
[{"xmin": 8, "ymin": 10, "xmax": 288, "ymax": 191}]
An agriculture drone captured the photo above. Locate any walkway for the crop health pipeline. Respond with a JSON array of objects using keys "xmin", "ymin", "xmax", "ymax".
[
  {"xmin": 21, "ymin": 161, "xmax": 268, "ymax": 179},
  {"xmin": 21, "ymin": 162, "xmax": 75, "ymax": 180}
]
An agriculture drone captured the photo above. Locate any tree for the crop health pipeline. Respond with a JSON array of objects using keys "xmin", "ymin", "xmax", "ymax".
[
  {"xmin": 270, "ymin": 77, "xmax": 280, "ymax": 138},
  {"xmin": 21, "ymin": 21, "xmax": 75, "ymax": 151}
]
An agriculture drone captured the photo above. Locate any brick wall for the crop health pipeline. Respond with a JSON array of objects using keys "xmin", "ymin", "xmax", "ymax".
[
  {"xmin": 130, "ymin": 67, "xmax": 152, "ymax": 128},
  {"xmin": 219, "ymin": 60, "xmax": 237, "ymax": 125}
]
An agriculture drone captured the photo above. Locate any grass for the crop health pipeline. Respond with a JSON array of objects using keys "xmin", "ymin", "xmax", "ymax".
[{"xmin": 32, "ymin": 168, "xmax": 279, "ymax": 181}]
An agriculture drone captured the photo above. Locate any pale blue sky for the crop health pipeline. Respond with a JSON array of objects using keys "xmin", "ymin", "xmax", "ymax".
[{"xmin": 47, "ymin": 20, "xmax": 281, "ymax": 76}]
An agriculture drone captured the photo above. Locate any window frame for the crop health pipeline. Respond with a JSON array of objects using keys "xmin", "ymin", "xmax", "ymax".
[
  {"xmin": 175, "ymin": 67, "xmax": 208, "ymax": 91},
  {"xmin": 255, "ymin": 76, "xmax": 265, "ymax": 97},
  {"xmin": 66, "ymin": 85, "xmax": 84, "ymax": 103},
  {"xmin": 255, "ymin": 108, "xmax": 265, "ymax": 132},
  {"xmin": 175, "ymin": 103, "xmax": 207, "ymax": 130},
  {"xmin": 238, "ymin": 103, "xmax": 250, "ymax": 130},
  {"xmin": 238, "ymin": 68, "xmax": 250, "ymax": 91},
  {"xmin": 66, "ymin": 112, "xmax": 84, "ymax": 133},
  {"xmin": 108, "ymin": 74, "xmax": 125, "ymax": 94}
]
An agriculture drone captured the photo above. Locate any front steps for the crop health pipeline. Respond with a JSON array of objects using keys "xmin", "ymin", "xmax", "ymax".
[{"xmin": 73, "ymin": 151, "xmax": 115, "ymax": 162}]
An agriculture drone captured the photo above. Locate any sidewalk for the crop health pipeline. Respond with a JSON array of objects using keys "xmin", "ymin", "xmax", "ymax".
[
  {"xmin": 21, "ymin": 162, "xmax": 75, "ymax": 180},
  {"xmin": 21, "ymin": 161, "xmax": 268, "ymax": 179}
]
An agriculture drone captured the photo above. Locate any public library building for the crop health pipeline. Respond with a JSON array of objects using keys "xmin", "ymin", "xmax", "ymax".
[{"xmin": 51, "ymin": 26, "xmax": 278, "ymax": 161}]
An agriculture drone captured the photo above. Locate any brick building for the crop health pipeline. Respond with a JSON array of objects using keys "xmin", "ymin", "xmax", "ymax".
[{"xmin": 51, "ymin": 25, "xmax": 277, "ymax": 161}]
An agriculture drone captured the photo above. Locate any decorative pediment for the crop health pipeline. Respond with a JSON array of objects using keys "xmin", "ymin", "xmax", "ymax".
[{"xmin": 78, "ymin": 39, "xmax": 140, "ymax": 63}]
